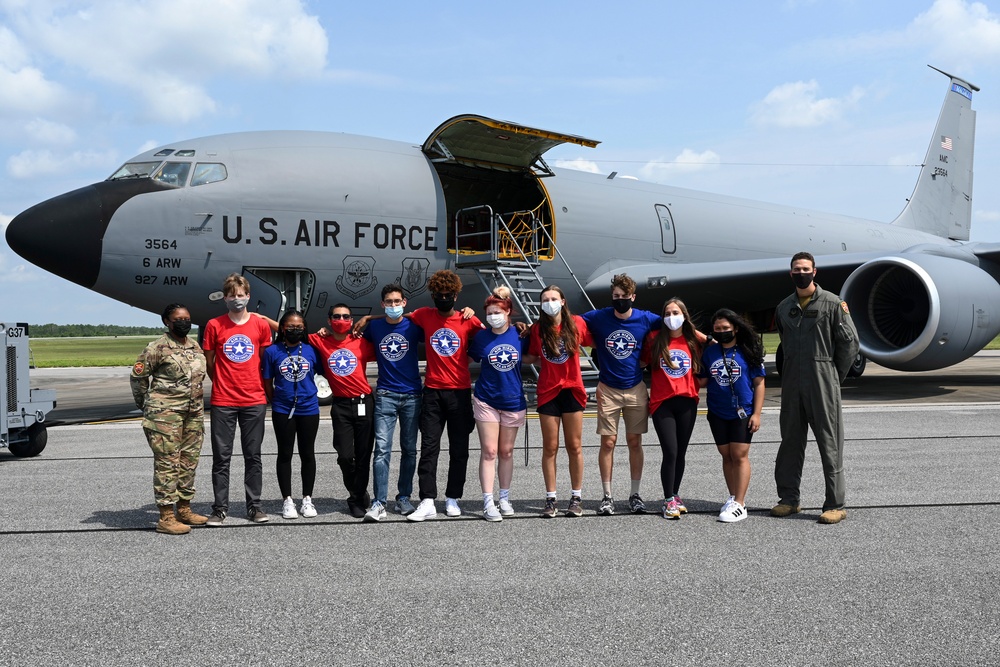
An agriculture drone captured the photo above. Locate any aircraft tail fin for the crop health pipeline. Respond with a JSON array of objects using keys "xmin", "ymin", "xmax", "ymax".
[{"xmin": 891, "ymin": 66, "xmax": 977, "ymax": 241}]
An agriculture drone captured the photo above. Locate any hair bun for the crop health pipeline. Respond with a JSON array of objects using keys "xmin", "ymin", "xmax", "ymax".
[{"xmin": 492, "ymin": 285, "xmax": 511, "ymax": 300}]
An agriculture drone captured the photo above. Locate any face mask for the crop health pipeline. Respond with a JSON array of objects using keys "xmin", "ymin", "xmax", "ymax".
[
  {"xmin": 541, "ymin": 301, "xmax": 562, "ymax": 317},
  {"xmin": 486, "ymin": 313, "xmax": 507, "ymax": 329},
  {"xmin": 792, "ymin": 272, "xmax": 815, "ymax": 290},
  {"xmin": 714, "ymin": 330, "xmax": 736, "ymax": 344},
  {"xmin": 330, "ymin": 320, "xmax": 352, "ymax": 335},
  {"xmin": 385, "ymin": 305, "xmax": 404, "ymax": 319},
  {"xmin": 612, "ymin": 298, "xmax": 632, "ymax": 314},
  {"xmin": 170, "ymin": 320, "xmax": 192, "ymax": 337},
  {"xmin": 664, "ymin": 314, "xmax": 684, "ymax": 331},
  {"xmin": 283, "ymin": 328, "xmax": 304, "ymax": 344},
  {"xmin": 225, "ymin": 296, "xmax": 249, "ymax": 313},
  {"xmin": 434, "ymin": 297, "xmax": 455, "ymax": 312}
]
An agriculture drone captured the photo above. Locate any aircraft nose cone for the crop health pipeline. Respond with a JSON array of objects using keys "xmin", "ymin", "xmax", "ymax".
[{"xmin": 6, "ymin": 185, "xmax": 106, "ymax": 288}]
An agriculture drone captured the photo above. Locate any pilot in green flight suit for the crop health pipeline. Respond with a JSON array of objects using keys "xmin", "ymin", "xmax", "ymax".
[{"xmin": 772, "ymin": 251, "xmax": 859, "ymax": 525}]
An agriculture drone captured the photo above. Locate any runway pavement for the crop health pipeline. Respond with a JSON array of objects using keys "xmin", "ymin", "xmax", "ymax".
[{"xmin": 2, "ymin": 359, "xmax": 999, "ymax": 665}]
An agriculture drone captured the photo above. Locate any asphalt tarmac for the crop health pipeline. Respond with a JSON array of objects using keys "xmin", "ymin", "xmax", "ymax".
[{"xmin": 2, "ymin": 358, "xmax": 999, "ymax": 665}]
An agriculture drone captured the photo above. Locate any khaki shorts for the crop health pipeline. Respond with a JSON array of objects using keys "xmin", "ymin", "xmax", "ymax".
[{"xmin": 596, "ymin": 381, "xmax": 649, "ymax": 436}]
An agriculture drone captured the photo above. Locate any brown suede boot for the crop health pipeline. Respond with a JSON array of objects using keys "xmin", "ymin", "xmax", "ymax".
[
  {"xmin": 156, "ymin": 504, "xmax": 191, "ymax": 535},
  {"xmin": 175, "ymin": 499, "xmax": 208, "ymax": 526}
]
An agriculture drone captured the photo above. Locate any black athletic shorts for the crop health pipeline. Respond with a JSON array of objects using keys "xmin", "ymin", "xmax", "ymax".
[
  {"xmin": 707, "ymin": 411, "xmax": 753, "ymax": 445},
  {"xmin": 537, "ymin": 388, "xmax": 586, "ymax": 416}
]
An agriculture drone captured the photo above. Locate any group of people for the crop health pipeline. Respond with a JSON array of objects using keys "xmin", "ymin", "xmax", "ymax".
[{"xmin": 130, "ymin": 251, "xmax": 858, "ymax": 535}]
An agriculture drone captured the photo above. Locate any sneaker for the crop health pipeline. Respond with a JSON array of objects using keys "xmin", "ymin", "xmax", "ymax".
[
  {"xmin": 395, "ymin": 496, "xmax": 416, "ymax": 516},
  {"xmin": 206, "ymin": 509, "xmax": 226, "ymax": 527},
  {"xmin": 445, "ymin": 498, "xmax": 462, "ymax": 517},
  {"xmin": 247, "ymin": 507, "xmax": 269, "ymax": 524},
  {"xmin": 300, "ymin": 496, "xmax": 317, "ymax": 518},
  {"xmin": 483, "ymin": 501, "xmax": 503, "ymax": 522},
  {"xmin": 565, "ymin": 495, "xmax": 583, "ymax": 517},
  {"xmin": 406, "ymin": 498, "xmax": 437, "ymax": 522},
  {"xmin": 770, "ymin": 503, "xmax": 802, "ymax": 518},
  {"xmin": 282, "ymin": 497, "xmax": 299, "ymax": 520},
  {"xmin": 719, "ymin": 502, "xmax": 747, "ymax": 523},
  {"xmin": 628, "ymin": 493, "xmax": 646, "ymax": 514},
  {"xmin": 597, "ymin": 494, "xmax": 615, "ymax": 516},
  {"xmin": 662, "ymin": 499, "xmax": 680, "ymax": 520},
  {"xmin": 818, "ymin": 508, "xmax": 847, "ymax": 524},
  {"xmin": 720, "ymin": 495, "xmax": 736, "ymax": 516},
  {"xmin": 673, "ymin": 495, "xmax": 688, "ymax": 514},
  {"xmin": 364, "ymin": 501, "xmax": 387, "ymax": 523},
  {"xmin": 540, "ymin": 497, "xmax": 558, "ymax": 518},
  {"xmin": 498, "ymin": 498, "xmax": 515, "ymax": 516},
  {"xmin": 347, "ymin": 497, "xmax": 366, "ymax": 519}
]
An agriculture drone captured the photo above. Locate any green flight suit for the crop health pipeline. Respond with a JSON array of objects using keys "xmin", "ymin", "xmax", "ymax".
[
  {"xmin": 775, "ymin": 284, "xmax": 859, "ymax": 511},
  {"xmin": 130, "ymin": 334, "xmax": 207, "ymax": 506}
]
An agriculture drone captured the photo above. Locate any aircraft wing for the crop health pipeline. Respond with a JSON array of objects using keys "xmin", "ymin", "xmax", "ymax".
[{"xmin": 972, "ymin": 242, "xmax": 1000, "ymax": 264}]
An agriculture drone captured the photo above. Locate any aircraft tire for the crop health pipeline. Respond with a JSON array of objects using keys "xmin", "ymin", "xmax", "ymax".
[
  {"xmin": 8, "ymin": 422, "xmax": 47, "ymax": 457},
  {"xmin": 847, "ymin": 353, "xmax": 867, "ymax": 378},
  {"xmin": 315, "ymin": 374, "xmax": 333, "ymax": 406}
]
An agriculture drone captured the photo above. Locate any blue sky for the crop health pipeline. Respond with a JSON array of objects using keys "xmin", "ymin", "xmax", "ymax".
[{"xmin": 2, "ymin": 0, "xmax": 1000, "ymax": 325}]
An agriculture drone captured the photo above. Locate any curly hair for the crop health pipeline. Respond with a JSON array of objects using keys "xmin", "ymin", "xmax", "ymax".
[
  {"xmin": 428, "ymin": 270, "xmax": 462, "ymax": 295},
  {"xmin": 711, "ymin": 308, "xmax": 764, "ymax": 368},
  {"xmin": 611, "ymin": 273, "xmax": 636, "ymax": 296}
]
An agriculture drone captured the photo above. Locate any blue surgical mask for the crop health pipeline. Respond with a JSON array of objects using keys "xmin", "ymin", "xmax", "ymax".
[{"xmin": 385, "ymin": 305, "xmax": 404, "ymax": 319}]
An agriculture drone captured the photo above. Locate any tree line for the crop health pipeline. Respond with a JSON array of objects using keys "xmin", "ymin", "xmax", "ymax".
[{"xmin": 28, "ymin": 323, "xmax": 197, "ymax": 337}]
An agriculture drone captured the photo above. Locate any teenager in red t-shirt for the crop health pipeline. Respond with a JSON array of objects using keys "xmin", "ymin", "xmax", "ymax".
[
  {"xmin": 642, "ymin": 297, "xmax": 703, "ymax": 520},
  {"xmin": 202, "ymin": 273, "xmax": 273, "ymax": 526},
  {"xmin": 308, "ymin": 303, "xmax": 376, "ymax": 519},
  {"xmin": 524, "ymin": 285, "xmax": 593, "ymax": 519},
  {"xmin": 404, "ymin": 270, "xmax": 482, "ymax": 522}
]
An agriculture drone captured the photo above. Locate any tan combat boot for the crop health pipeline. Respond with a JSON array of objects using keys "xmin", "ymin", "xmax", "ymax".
[
  {"xmin": 175, "ymin": 499, "xmax": 208, "ymax": 526},
  {"xmin": 156, "ymin": 505, "xmax": 191, "ymax": 535}
]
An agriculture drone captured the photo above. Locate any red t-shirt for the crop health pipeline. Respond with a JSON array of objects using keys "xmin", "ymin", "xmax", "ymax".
[
  {"xmin": 408, "ymin": 307, "xmax": 483, "ymax": 390},
  {"xmin": 308, "ymin": 333, "xmax": 376, "ymax": 397},
  {"xmin": 203, "ymin": 314, "xmax": 272, "ymax": 406},
  {"xmin": 528, "ymin": 315, "xmax": 592, "ymax": 408},
  {"xmin": 642, "ymin": 331, "xmax": 700, "ymax": 415}
]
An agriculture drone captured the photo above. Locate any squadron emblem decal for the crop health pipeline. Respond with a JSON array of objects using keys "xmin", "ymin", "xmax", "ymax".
[
  {"xmin": 396, "ymin": 257, "xmax": 430, "ymax": 298},
  {"xmin": 335, "ymin": 255, "xmax": 378, "ymax": 299}
]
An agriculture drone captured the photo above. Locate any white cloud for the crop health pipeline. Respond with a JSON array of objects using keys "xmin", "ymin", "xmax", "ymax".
[
  {"xmin": 750, "ymin": 80, "xmax": 864, "ymax": 128},
  {"xmin": 7, "ymin": 148, "xmax": 118, "ymax": 179},
  {"xmin": 554, "ymin": 158, "xmax": 601, "ymax": 173},
  {"xmin": 910, "ymin": 0, "xmax": 1000, "ymax": 65},
  {"xmin": 23, "ymin": 118, "xmax": 76, "ymax": 144},
  {"xmin": 638, "ymin": 148, "xmax": 721, "ymax": 183}
]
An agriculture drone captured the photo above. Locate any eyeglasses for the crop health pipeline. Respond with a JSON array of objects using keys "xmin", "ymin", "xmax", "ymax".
[
  {"xmin": 383, "ymin": 299, "xmax": 404, "ymax": 306},
  {"xmin": 284, "ymin": 327, "xmax": 305, "ymax": 333},
  {"xmin": 433, "ymin": 292, "xmax": 455, "ymax": 299},
  {"xmin": 328, "ymin": 314, "xmax": 352, "ymax": 321}
]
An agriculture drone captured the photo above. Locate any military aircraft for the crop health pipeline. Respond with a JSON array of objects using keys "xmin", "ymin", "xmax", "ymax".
[{"xmin": 6, "ymin": 66, "xmax": 993, "ymax": 376}]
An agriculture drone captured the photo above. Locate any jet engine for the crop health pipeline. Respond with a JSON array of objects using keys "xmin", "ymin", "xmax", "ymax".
[{"xmin": 841, "ymin": 254, "xmax": 1000, "ymax": 371}]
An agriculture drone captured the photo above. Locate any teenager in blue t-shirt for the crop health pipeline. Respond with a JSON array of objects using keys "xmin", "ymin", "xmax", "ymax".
[
  {"xmin": 361, "ymin": 283, "xmax": 424, "ymax": 521},
  {"xmin": 262, "ymin": 310, "xmax": 321, "ymax": 520},
  {"xmin": 468, "ymin": 287, "xmax": 527, "ymax": 522},
  {"xmin": 581, "ymin": 273, "xmax": 661, "ymax": 516}
]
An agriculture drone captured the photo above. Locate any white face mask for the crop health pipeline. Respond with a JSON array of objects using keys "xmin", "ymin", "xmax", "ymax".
[
  {"xmin": 664, "ymin": 314, "xmax": 684, "ymax": 331},
  {"xmin": 541, "ymin": 300, "xmax": 562, "ymax": 317},
  {"xmin": 486, "ymin": 313, "xmax": 507, "ymax": 329}
]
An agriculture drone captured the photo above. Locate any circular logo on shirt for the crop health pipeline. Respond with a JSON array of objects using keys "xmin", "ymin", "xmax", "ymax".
[
  {"xmin": 279, "ymin": 355, "xmax": 311, "ymax": 382},
  {"xmin": 223, "ymin": 334, "xmax": 254, "ymax": 363},
  {"xmin": 328, "ymin": 349, "xmax": 359, "ymax": 377},
  {"xmin": 710, "ymin": 357, "xmax": 742, "ymax": 386},
  {"xmin": 605, "ymin": 329, "xmax": 637, "ymax": 360},
  {"xmin": 487, "ymin": 344, "xmax": 519, "ymax": 372},
  {"xmin": 379, "ymin": 333, "xmax": 409, "ymax": 362},
  {"xmin": 660, "ymin": 349, "xmax": 691, "ymax": 379},
  {"xmin": 430, "ymin": 328, "xmax": 461, "ymax": 357},
  {"xmin": 541, "ymin": 339, "xmax": 569, "ymax": 365}
]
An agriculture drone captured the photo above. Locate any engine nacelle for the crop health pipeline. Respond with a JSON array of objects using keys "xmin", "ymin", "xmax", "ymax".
[{"xmin": 841, "ymin": 254, "xmax": 1000, "ymax": 371}]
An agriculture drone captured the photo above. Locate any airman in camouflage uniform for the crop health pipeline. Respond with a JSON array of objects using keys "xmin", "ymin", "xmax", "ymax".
[{"xmin": 131, "ymin": 307, "xmax": 207, "ymax": 534}]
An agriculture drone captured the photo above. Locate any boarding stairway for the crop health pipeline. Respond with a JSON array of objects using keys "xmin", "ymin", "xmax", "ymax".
[{"xmin": 453, "ymin": 205, "xmax": 600, "ymax": 391}]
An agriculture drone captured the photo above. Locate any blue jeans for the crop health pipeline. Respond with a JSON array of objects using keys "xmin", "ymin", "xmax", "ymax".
[{"xmin": 373, "ymin": 390, "xmax": 421, "ymax": 505}]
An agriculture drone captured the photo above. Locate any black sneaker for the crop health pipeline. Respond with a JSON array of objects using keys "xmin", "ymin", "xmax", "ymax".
[
  {"xmin": 206, "ymin": 510, "xmax": 226, "ymax": 527},
  {"xmin": 540, "ymin": 498, "xmax": 558, "ymax": 518},
  {"xmin": 597, "ymin": 494, "xmax": 615, "ymax": 515},
  {"xmin": 347, "ymin": 497, "xmax": 367, "ymax": 519},
  {"xmin": 628, "ymin": 493, "xmax": 646, "ymax": 514},
  {"xmin": 565, "ymin": 495, "xmax": 583, "ymax": 517},
  {"xmin": 247, "ymin": 507, "xmax": 269, "ymax": 524}
]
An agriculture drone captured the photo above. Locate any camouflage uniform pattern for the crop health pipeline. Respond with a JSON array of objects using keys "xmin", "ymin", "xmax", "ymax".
[{"xmin": 130, "ymin": 334, "xmax": 207, "ymax": 506}]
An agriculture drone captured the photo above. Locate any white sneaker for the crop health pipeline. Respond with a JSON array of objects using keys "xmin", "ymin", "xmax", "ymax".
[
  {"xmin": 406, "ymin": 498, "xmax": 437, "ymax": 522},
  {"xmin": 363, "ymin": 501, "xmax": 387, "ymax": 523},
  {"xmin": 483, "ymin": 500, "xmax": 503, "ymax": 522},
  {"xmin": 445, "ymin": 498, "xmax": 462, "ymax": 517},
  {"xmin": 282, "ymin": 497, "xmax": 299, "ymax": 520},
  {"xmin": 395, "ymin": 496, "xmax": 416, "ymax": 516},
  {"xmin": 498, "ymin": 498, "xmax": 515, "ymax": 516},
  {"xmin": 719, "ymin": 495, "xmax": 736, "ymax": 518},
  {"xmin": 300, "ymin": 496, "xmax": 317, "ymax": 518},
  {"xmin": 719, "ymin": 501, "xmax": 748, "ymax": 523}
]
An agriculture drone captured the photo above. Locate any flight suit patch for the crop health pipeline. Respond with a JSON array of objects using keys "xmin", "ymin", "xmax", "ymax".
[
  {"xmin": 840, "ymin": 301, "xmax": 850, "ymax": 314},
  {"xmin": 803, "ymin": 310, "xmax": 818, "ymax": 318},
  {"xmin": 132, "ymin": 361, "xmax": 145, "ymax": 376}
]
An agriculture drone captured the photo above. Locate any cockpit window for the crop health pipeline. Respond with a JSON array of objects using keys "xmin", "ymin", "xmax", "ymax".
[
  {"xmin": 175, "ymin": 150, "xmax": 196, "ymax": 157},
  {"xmin": 108, "ymin": 161, "xmax": 162, "ymax": 180},
  {"xmin": 154, "ymin": 149, "xmax": 174, "ymax": 156},
  {"xmin": 191, "ymin": 162, "xmax": 228, "ymax": 187},
  {"xmin": 152, "ymin": 162, "xmax": 192, "ymax": 187}
]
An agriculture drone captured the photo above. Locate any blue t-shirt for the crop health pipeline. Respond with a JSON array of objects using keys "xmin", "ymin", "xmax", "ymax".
[
  {"xmin": 363, "ymin": 317, "xmax": 423, "ymax": 394},
  {"xmin": 469, "ymin": 326, "xmax": 528, "ymax": 411},
  {"xmin": 581, "ymin": 307, "xmax": 661, "ymax": 389},
  {"xmin": 700, "ymin": 344, "xmax": 765, "ymax": 420},
  {"xmin": 262, "ymin": 342, "xmax": 321, "ymax": 415}
]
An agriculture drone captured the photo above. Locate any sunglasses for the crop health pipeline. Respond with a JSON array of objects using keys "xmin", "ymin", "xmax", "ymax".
[{"xmin": 328, "ymin": 314, "xmax": 352, "ymax": 321}]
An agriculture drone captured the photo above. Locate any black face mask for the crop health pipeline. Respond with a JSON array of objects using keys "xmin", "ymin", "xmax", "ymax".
[
  {"xmin": 434, "ymin": 297, "xmax": 455, "ymax": 312},
  {"xmin": 714, "ymin": 330, "xmax": 736, "ymax": 345},
  {"xmin": 792, "ymin": 272, "xmax": 815, "ymax": 290},
  {"xmin": 283, "ymin": 329, "xmax": 305, "ymax": 345},
  {"xmin": 612, "ymin": 298, "xmax": 632, "ymax": 314},
  {"xmin": 170, "ymin": 320, "xmax": 192, "ymax": 337}
]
